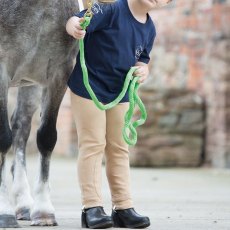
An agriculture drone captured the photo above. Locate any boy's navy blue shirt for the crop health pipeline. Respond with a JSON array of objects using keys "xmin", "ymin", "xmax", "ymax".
[{"xmin": 68, "ymin": 0, "xmax": 156, "ymax": 103}]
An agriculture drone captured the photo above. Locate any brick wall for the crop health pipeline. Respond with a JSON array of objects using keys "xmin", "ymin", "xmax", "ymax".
[
  {"xmin": 130, "ymin": 88, "xmax": 205, "ymax": 167},
  {"xmin": 147, "ymin": 0, "xmax": 230, "ymax": 167}
]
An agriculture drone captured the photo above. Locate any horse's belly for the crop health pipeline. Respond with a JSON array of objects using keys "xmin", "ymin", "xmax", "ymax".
[
  {"xmin": 9, "ymin": 54, "xmax": 50, "ymax": 87},
  {"xmin": 9, "ymin": 79, "xmax": 39, "ymax": 87}
]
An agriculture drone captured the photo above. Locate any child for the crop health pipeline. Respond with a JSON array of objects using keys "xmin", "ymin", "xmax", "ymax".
[{"xmin": 66, "ymin": 0, "xmax": 172, "ymax": 228}]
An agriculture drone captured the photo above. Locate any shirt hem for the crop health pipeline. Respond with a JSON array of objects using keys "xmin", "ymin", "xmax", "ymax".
[{"xmin": 68, "ymin": 85, "xmax": 129, "ymax": 104}]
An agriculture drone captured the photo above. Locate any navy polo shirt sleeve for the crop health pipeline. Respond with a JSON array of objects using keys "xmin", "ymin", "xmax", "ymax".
[
  {"xmin": 74, "ymin": 3, "xmax": 114, "ymax": 33},
  {"xmin": 74, "ymin": 9, "xmax": 86, "ymax": 18},
  {"xmin": 138, "ymin": 27, "xmax": 156, "ymax": 64}
]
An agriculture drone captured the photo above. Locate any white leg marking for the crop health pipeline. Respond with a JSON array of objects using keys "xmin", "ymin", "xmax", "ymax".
[
  {"xmin": 0, "ymin": 163, "xmax": 15, "ymax": 215},
  {"xmin": 31, "ymin": 157, "xmax": 54, "ymax": 216},
  {"xmin": 12, "ymin": 150, "xmax": 33, "ymax": 211}
]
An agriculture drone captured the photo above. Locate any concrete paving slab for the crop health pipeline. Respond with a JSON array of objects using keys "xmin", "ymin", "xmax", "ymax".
[{"xmin": 3, "ymin": 155, "xmax": 230, "ymax": 230}]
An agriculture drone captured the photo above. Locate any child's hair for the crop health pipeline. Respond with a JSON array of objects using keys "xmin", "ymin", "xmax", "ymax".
[{"xmin": 98, "ymin": 0, "xmax": 116, "ymax": 3}]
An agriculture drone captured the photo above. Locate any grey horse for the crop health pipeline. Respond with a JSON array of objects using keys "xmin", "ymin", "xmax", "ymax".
[{"xmin": 0, "ymin": 0, "xmax": 80, "ymax": 227}]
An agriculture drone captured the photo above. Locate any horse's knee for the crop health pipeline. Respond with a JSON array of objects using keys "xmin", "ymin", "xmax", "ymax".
[
  {"xmin": 0, "ymin": 122, "xmax": 12, "ymax": 154},
  {"xmin": 37, "ymin": 121, "xmax": 57, "ymax": 155},
  {"xmin": 11, "ymin": 113, "xmax": 31, "ymax": 140}
]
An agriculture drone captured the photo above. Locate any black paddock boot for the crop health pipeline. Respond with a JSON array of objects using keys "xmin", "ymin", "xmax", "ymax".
[
  {"xmin": 81, "ymin": 207, "xmax": 113, "ymax": 229},
  {"xmin": 112, "ymin": 208, "xmax": 150, "ymax": 229}
]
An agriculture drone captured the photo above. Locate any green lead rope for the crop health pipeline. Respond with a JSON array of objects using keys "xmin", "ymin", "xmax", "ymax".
[{"xmin": 79, "ymin": 16, "xmax": 147, "ymax": 146}]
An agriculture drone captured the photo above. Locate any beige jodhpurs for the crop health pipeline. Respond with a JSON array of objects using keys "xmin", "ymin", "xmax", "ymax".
[{"xmin": 71, "ymin": 93, "xmax": 133, "ymax": 209}]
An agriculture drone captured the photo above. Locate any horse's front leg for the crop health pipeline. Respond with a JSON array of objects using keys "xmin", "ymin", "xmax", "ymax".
[
  {"xmin": 0, "ymin": 71, "xmax": 19, "ymax": 228},
  {"xmin": 30, "ymin": 66, "xmax": 70, "ymax": 226},
  {"xmin": 11, "ymin": 86, "xmax": 41, "ymax": 221}
]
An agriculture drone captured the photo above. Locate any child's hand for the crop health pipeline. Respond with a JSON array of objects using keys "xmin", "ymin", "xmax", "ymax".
[
  {"xmin": 133, "ymin": 64, "xmax": 149, "ymax": 83},
  {"xmin": 66, "ymin": 16, "xmax": 86, "ymax": 39}
]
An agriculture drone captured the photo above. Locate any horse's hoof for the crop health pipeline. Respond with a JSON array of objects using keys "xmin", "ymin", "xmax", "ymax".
[
  {"xmin": 31, "ymin": 212, "xmax": 58, "ymax": 226},
  {"xmin": 0, "ymin": 214, "xmax": 20, "ymax": 228},
  {"xmin": 16, "ymin": 207, "xmax": 30, "ymax": 221}
]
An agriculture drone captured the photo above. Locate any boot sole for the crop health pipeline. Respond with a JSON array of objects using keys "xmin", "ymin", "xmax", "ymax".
[
  {"xmin": 88, "ymin": 220, "xmax": 113, "ymax": 229},
  {"xmin": 113, "ymin": 214, "xmax": 150, "ymax": 229},
  {"xmin": 114, "ymin": 221, "xmax": 150, "ymax": 229}
]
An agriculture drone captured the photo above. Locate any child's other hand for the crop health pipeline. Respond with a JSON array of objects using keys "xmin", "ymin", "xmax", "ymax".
[
  {"xmin": 133, "ymin": 63, "xmax": 149, "ymax": 83},
  {"xmin": 66, "ymin": 16, "xmax": 86, "ymax": 39}
]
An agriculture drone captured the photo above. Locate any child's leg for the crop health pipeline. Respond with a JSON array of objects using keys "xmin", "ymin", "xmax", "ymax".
[
  {"xmin": 104, "ymin": 103, "xmax": 133, "ymax": 209},
  {"xmin": 71, "ymin": 93, "xmax": 106, "ymax": 208}
]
